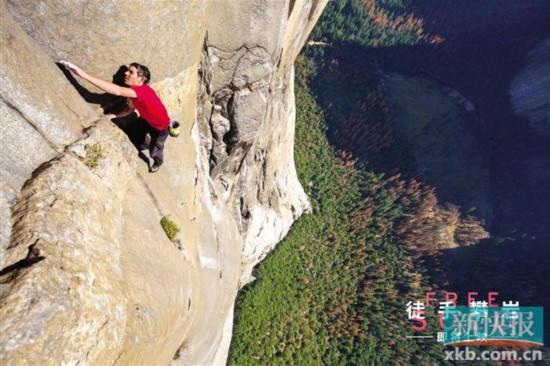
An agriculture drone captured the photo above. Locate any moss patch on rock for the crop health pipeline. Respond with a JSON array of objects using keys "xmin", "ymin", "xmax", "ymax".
[
  {"xmin": 160, "ymin": 216, "xmax": 180, "ymax": 241},
  {"xmin": 82, "ymin": 143, "xmax": 105, "ymax": 169}
]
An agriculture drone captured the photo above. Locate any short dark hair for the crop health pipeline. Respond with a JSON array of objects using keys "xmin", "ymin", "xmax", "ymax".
[{"xmin": 130, "ymin": 62, "xmax": 151, "ymax": 84}]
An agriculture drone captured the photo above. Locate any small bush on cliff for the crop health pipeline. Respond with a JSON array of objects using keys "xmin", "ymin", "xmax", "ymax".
[
  {"xmin": 161, "ymin": 216, "xmax": 180, "ymax": 241},
  {"xmin": 82, "ymin": 143, "xmax": 105, "ymax": 168}
]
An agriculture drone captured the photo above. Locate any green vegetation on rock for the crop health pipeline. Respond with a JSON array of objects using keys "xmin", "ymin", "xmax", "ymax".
[
  {"xmin": 82, "ymin": 143, "xmax": 105, "ymax": 169},
  {"xmin": 160, "ymin": 215, "xmax": 180, "ymax": 242}
]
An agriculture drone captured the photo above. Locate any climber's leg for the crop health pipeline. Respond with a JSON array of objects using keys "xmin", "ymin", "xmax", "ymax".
[
  {"xmin": 133, "ymin": 118, "xmax": 151, "ymax": 151},
  {"xmin": 149, "ymin": 128, "xmax": 169, "ymax": 169}
]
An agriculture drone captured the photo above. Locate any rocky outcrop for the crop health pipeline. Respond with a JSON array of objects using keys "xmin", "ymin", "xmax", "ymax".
[
  {"xmin": 1, "ymin": 119, "xmax": 244, "ymax": 365},
  {"xmin": 0, "ymin": 0, "xmax": 326, "ymax": 365},
  {"xmin": 510, "ymin": 38, "xmax": 550, "ymax": 138},
  {"xmin": 382, "ymin": 73, "xmax": 493, "ymax": 225},
  {"xmin": 0, "ymin": 3, "xmax": 97, "ymax": 257},
  {"xmin": 200, "ymin": 0, "xmax": 327, "ymax": 285},
  {"xmin": 4, "ymin": 0, "xmax": 208, "ymax": 83}
]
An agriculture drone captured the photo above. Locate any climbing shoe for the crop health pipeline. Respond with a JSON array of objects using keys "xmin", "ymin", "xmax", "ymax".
[{"xmin": 150, "ymin": 163, "xmax": 160, "ymax": 173}]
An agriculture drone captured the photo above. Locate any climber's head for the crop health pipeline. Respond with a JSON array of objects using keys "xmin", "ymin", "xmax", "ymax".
[{"xmin": 124, "ymin": 63, "xmax": 150, "ymax": 86}]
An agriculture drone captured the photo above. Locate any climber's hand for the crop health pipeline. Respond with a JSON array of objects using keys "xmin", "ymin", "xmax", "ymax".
[
  {"xmin": 105, "ymin": 114, "xmax": 117, "ymax": 120},
  {"xmin": 60, "ymin": 60, "xmax": 86, "ymax": 78}
]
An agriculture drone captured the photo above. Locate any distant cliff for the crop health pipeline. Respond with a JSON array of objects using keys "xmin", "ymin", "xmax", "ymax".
[
  {"xmin": 0, "ymin": 1, "xmax": 327, "ymax": 364},
  {"xmin": 510, "ymin": 38, "xmax": 550, "ymax": 139}
]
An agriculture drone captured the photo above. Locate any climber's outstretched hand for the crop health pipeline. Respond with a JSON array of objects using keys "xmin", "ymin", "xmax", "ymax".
[
  {"xmin": 59, "ymin": 60, "xmax": 135, "ymax": 98},
  {"xmin": 59, "ymin": 60, "xmax": 86, "ymax": 78}
]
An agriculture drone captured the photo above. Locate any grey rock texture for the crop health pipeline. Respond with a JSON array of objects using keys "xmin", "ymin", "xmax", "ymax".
[
  {"xmin": 1, "ymin": 121, "xmax": 243, "ymax": 365},
  {"xmin": 5, "ymin": 0, "xmax": 208, "ymax": 82},
  {"xmin": 0, "ymin": 122, "xmax": 134, "ymax": 365},
  {"xmin": 206, "ymin": 0, "xmax": 287, "ymax": 61},
  {"xmin": 0, "ymin": 3, "xmax": 96, "ymax": 255},
  {"xmin": 199, "ymin": 0, "xmax": 327, "ymax": 285}
]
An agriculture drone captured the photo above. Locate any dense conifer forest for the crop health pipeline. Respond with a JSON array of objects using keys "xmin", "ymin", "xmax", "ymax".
[{"xmin": 229, "ymin": 1, "xmax": 549, "ymax": 364}]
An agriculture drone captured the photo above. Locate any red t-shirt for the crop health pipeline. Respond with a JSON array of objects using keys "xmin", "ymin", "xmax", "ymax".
[{"xmin": 130, "ymin": 84, "xmax": 170, "ymax": 130}]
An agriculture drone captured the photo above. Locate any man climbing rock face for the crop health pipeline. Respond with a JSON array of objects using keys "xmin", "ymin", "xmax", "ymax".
[{"xmin": 60, "ymin": 61, "xmax": 170, "ymax": 173}]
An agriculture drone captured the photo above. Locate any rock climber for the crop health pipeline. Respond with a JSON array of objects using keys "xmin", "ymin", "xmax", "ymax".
[{"xmin": 60, "ymin": 61, "xmax": 170, "ymax": 173}]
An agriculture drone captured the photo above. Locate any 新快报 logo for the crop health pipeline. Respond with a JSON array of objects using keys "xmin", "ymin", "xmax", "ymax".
[{"xmin": 443, "ymin": 306, "xmax": 543, "ymax": 346}]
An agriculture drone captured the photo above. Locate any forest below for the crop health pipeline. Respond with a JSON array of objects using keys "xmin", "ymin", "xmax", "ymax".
[{"xmin": 229, "ymin": 1, "xmax": 550, "ymax": 364}]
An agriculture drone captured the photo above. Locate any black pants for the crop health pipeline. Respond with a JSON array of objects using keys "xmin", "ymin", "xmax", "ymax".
[{"xmin": 133, "ymin": 118, "xmax": 169, "ymax": 166}]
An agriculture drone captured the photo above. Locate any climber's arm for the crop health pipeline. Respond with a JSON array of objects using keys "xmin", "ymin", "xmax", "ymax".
[
  {"xmin": 85, "ymin": 74, "xmax": 137, "ymax": 98},
  {"xmin": 115, "ymin": 106, "xmax": 135, "ymax": 118},
  {"xmin": 60, "ymin": 60, "xmax": 137, "ymax": 98},
  {"xmin": 105, "ymin": 109, "xmax": 133, "ymax": 120},
  {"xmin": 105, "ymin": 99, "xmax": 137, "ymax": 120}
]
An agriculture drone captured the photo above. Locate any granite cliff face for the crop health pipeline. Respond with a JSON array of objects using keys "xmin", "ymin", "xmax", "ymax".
[
  {"xmin": 0, "ymin": 1, "xmax": 326, "ymax": 364},
  {"xmin": 199, "ymin": 1, "xmax": 323, "ymax": 285}
]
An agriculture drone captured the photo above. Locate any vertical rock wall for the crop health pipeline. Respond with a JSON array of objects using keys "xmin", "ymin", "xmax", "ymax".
[
  {"xmin": 0, "ymin": 0, "xmax": 327, "ymax": 364},
  {"xmin": 0, "ymin": 2, "xmax": 97, "ymax": 257},
  {"xmin": 200, "ymin": 0, "xmax": 327, "ymax": 285},
  {"xmin": 4, "ymin": 0, "xmax": 207, "ymax": 82}
]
